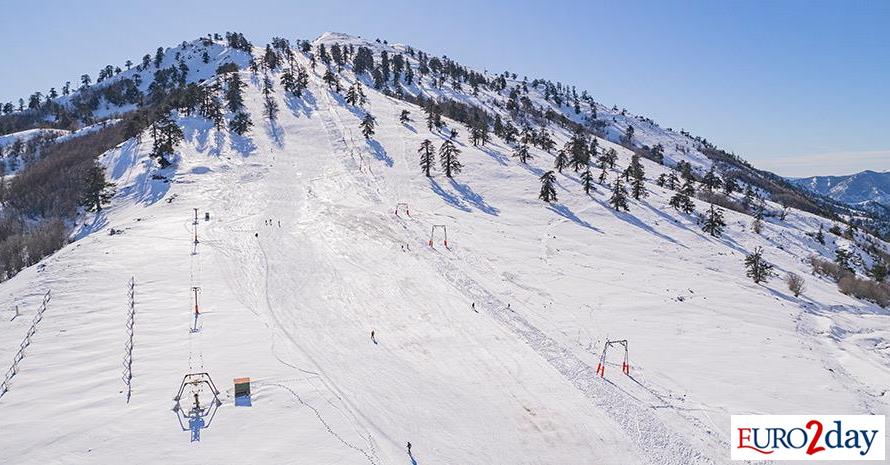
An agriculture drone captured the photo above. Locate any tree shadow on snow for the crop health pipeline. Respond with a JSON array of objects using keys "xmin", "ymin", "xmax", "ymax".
[
  {"xmin": 368, "ymin": 140, "xmax": 393, "ymax": 167},
  {"xmin": 285, "ymin": 91, "xmax": 316, "ymax": 118},
  {"xmin": 478, "ymin": 145, "xmax": 510, "ymax": 166},
  {"xmin": 448, "ymin": 179, "xmax": 499, "ymax": 215},
  {"xmin": 429, "ymin": 178, "xmax": 471, "ymax": 212},
  {"xmin": 209, "ymin": 130, "xmax": 226, "ymax": 157},
  {"xmin": 329, "ymin": 91, "xmax": 367, "ymax": 120},
  {"xmin": 266, "ymin": 119, "xmax": 284, "ymax": 149},
  {"xmin": 230, "ymin": 132, "xmax": 257, "ymax": 156},
  {"xmin": 516, "ymin": 161, "xmax": 546, "ymax": 178},
  {"xmin": 402, "ymin": 123, "xmax": 417, "ymax": 133},
  {"xmin": 595, "ymin": 197, "xmax": 683, "ymax": 246},
  {"xmin": 74, "ymin": 210, "xmax": 110, "ymax": 240},
  {"xmin": 765, "ymin": 286, "xmax": 802, "ymax": 306},
  {"xmin": 547, "ymin": 203, "xmax": 600, "ymax": 232}
]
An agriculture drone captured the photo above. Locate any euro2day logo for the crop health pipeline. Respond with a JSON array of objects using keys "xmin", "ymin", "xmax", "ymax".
[{"xmin": 731, "ymin": 415, "xmax": 885, "ymax": 461}]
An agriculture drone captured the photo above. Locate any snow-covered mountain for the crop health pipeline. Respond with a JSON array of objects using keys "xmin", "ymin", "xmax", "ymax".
[
  {"xmin": 1, "ymin": 31, "xmax": 888, "ymax": 464},
  {"xmin": 791, "ymin": 170, "xmax": 890, "ymax": 207}
]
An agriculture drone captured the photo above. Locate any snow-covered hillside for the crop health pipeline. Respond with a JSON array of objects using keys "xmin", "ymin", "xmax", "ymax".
[
  {"xmin": 792, "ymin": 170, "xmax": 890, "ymax": 207},
  {"xmin": 1, "ymin": 32, "xmax": 888, "ymax": 465}
]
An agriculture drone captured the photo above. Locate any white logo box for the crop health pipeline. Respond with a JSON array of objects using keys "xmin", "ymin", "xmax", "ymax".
[{"xmin": 730, "ymin": 415, "xmax": 885, "ymax": 461}]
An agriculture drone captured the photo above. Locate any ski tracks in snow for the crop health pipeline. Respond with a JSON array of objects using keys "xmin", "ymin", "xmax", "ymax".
[{"xmin": 308, "ymin": 75, "xmax": 722, "ymax": 463}]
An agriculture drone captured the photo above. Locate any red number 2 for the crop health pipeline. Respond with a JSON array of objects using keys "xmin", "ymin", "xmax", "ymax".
[{"xmin": 806, "ymin": 420, "xmax": 826, "ymax": 455}]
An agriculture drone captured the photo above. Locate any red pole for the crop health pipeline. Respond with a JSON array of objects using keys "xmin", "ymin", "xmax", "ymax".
[{"xmin": 192, "ymin": 287, "xmax": 200, "ymax": 315}]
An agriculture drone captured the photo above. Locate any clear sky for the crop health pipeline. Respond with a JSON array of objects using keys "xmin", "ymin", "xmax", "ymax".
[{"xmin": 1, "ymin": 0, "xmax": 887, "ymax": 177}]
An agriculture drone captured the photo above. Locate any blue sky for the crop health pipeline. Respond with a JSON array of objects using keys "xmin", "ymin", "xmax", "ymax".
[{"xmin": 1, "ymin": 0, "xmax": 887, "ymax": 176}]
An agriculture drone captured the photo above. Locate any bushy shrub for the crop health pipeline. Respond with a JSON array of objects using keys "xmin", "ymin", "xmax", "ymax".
[
  {"xmin": 785, "ymin": 272, "xmax": 806, "ymax": 297},
  {"xmin": 697, "ymin": 191, "xmax": 749, "ymax": 217},
  {"xmin": 838, "ymin": 275, "xmax": 890, "ymax": 307},
  {"xmin": 808, "ymin": 255, "xmax": 852, "ymax": 282}
]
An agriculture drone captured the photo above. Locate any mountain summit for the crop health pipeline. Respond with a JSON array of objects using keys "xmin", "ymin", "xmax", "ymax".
[{"xmin": 0, "ymin": 31, "xmax": 888, "ymax": 464}]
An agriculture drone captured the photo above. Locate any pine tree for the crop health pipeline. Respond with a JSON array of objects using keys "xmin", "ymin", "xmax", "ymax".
[
  {"xmin": 150, "ymin": 113, "xmax": 183, "ymax": 168},
  {"xmin": 723, "ymin": 176, "xmax": 738, "ymax": 195},
  {"xmin": 154, "ymin": 47, "xmax": 164, "ymax": 68},
  {"xmin": 346, "ymin": 81, "xmax": 366, "ymax": 107},
  {"xmin": 815, "ymin": 225, "xmax": 825, "ymax": 245},
  {"xmin": 537, "ymin": 129, "xmax": 555, "ymax": 153},
  {"xmin": 224, "ymin": 73, "xmax": 246, "ymax": 113},
  {"xmin": 439, "ymin": 139, "xmax": 462, "ymax": 177},
  {"xmin": 399, "ymin": 109, "xmax": 411, "ymax": 123},
  {"xmin": 677, "ymin": 160, "xmax": 695, "ymax": 181},
  {"xmin": 621, "ymin": 125, "xmax": 635, "ymax": 145},
  {"xmin": 418, "ymin": 139, "xmax": 436, "ymax": 176},
  {"xmin": 80, "ymin": 162, "xmax": 115, "ymax": 212},
  {"xmin": 199, "ymin": 83, "xmax": 224, "ymax": 130},
  {"xmin": 470, "ymin": 122, "xmax": 489, "ymax": 146},
  {"xmin": 666, "ymin": 171, "xmax": 680, "ymax": 190},
  {"xmin": 360, "ymin": 113, "xmax": 377, "ymax": 139},
  {"xmin": 512, "ymin": 143, "xmax": 532, "ymax": 164},
  {"xmin": 262, "ymin": 75, "xmax": 278, "ymax": 122},
  {"xmin": 669, "ymin": 178, "xmax": 696, "ymax": 214},
  {"xmin": 424, "ymin": 105, "xmax": 439, "ymax": 132},
  {"xmin": 538, "ymin": 170, "xmax": 557, "ymax": 203},
  {"xmin": 649, "ymin": 143, "xmax": 665, "ymax": 164},
  {"xmin": 742, "ymin": 185, "xmax": 756, "ymax": 210},
  {"xmin": 567, "ymin": 130, "xmax": 590, "ymax": 171},
  {"xmin": 835, "ymin": 248, "xmax": 855, "ymax": 273},
  {"xmin": 702, "ymin": 204, "xmax": 727, "ymax": 237},
  {"xmin": 701, "ymin": 167, "xmax": 722, "ymax": 192},
  {"xmin": 280, "ymin": 68, "xmax": 297, "ymax": 95},
  {"xmin": 322, "ymin": 69, "xmax": 339, "ymax": 91},
  {"xmin": 610, "ymin": 178, "xmax": 630, "ymax": 211},
  {"xmin": 599, "ymin": 148, "xmax": 618, "ymax": 169},
  {"xmin": 553, "ymin": 149, "xmax": 569, "ymax": 173},
  {"xmin": 628, "ymin": 154, "xmax": 647, "ymax": 200},
  {"xmin": 229, "ymin": 111, "xmax": 253, "ymax": 135},
  {"xmin": 745, "ymin": 247, "xmax": 775, "ymax": 284},
  {"xmin": 292, "ymin": 65, "xmax": 309, "ymax": 97},
  {"xmin": 264, "ymin": 97, "xmax": 279, "ymax": 122},
  {"xmin": 580, "ymin": 168, "xmax": 595, "ymax": 195}
]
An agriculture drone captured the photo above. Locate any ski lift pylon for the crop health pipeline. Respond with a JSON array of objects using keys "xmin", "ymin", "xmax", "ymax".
[
  {"xmin": 173, "ymin": 372, "xmax": 222, "ymax": 406},
  {"xmin": 394, "ymin": 202, "xmax": 410, "ymax": 217},
  {"xmin": 596, "ymin": 339, "xmax": 629, "ymax": 378},
  {"xmin": 429, "ymin": 224, "xmax": 448, "ymax": 247}
]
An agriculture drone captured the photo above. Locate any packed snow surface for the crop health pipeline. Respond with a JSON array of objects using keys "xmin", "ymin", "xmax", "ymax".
[{"xmin": 1, "ymin": 34, "xmax": 888, "ymax": 465}]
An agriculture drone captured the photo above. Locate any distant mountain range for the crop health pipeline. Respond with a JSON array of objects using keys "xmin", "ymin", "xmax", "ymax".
[{"xmin": 790, "ymin": 170, "xmax": 890, "ymax": 207}]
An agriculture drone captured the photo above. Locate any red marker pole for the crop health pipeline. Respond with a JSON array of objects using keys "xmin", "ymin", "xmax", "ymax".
[{"xmin": 192, "ymin": 287, "xmax": 200, "ymax": 315}]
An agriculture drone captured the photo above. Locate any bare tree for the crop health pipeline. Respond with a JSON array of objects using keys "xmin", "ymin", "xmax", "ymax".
[{"xmin": 785, "ymin": 272, "xmax": 806, "ymax": 297}]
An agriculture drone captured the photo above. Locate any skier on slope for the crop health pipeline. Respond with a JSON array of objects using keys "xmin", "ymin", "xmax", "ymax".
[{"xmin": 371, "ymin": 330, "xmax": 377, "ymax": 344}]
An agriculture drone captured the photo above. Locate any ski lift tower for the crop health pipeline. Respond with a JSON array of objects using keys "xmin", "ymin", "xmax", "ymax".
[{"xmin": 172, "ymin": 372, "xmax": 223, "ymax": 442}]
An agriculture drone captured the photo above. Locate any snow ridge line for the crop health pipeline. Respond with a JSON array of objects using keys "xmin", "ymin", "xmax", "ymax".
[{"xmin": 267, "ymin": 382, "xmax": 381, "ymax": 465}]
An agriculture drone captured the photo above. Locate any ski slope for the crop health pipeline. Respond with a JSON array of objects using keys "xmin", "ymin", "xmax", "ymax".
[{"xmin": 1, "ymin": 34, "xmax": 889, "ymax": 464}]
